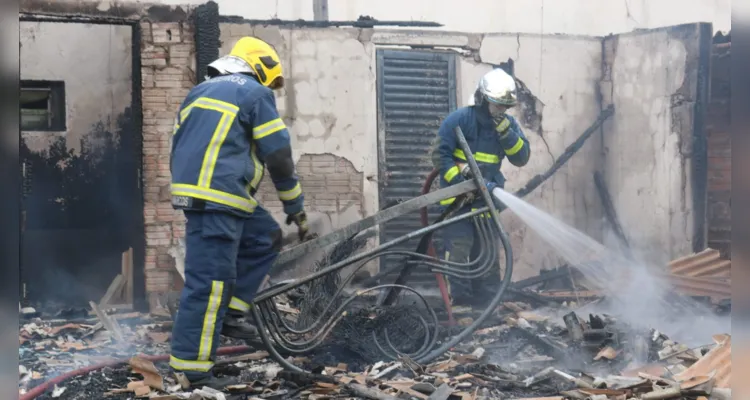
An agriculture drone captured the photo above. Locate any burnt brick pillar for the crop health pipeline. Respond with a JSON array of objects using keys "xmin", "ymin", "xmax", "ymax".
[{"xmin": 193, "ymin": 0, "xmax": 220, "ymax": 84}]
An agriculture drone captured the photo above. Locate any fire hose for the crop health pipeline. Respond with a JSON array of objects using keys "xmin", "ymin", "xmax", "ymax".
[
  {"xmin": 19, "ymin": 345, "xmax": 254, "ymax": 400},
  {"xmin": 420, "ymin": 168, "xmax": 455, "ymax": 326}
]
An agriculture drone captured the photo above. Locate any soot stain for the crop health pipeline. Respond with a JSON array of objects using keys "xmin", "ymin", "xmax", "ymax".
[{"xmin": 21, "ymin": 108, "xmax": 140, "ymax": 307}]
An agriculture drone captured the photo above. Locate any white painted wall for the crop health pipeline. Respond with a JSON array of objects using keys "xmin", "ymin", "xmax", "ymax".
[
  {"xmin": 20, "ymin": 21, "xmax": 133, "ymax": 153},
  {"xmin": 159, "ymin": 0, "xmax": 730, "ymax": 35}
]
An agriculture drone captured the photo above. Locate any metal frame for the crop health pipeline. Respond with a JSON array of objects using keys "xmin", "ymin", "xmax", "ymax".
[
  {"xmin": 19, "ymin": 80, "xmax": 66, "ymax": 132},
  {"xmin": 18, "ymin": 15, "xmax": 148, "ymax": 311},
  {"xmin": 252, "ymin": 126, "xmax": 514, "ymax": 372}
]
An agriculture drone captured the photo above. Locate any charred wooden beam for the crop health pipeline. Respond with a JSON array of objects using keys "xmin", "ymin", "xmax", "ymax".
[{"xmin": 514, "ymin": 105, "xmax": 615, "ymax": 198}]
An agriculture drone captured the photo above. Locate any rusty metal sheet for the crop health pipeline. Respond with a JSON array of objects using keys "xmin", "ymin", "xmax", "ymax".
[
  {"xmin": 539, "ymin": 272, "xmax": 731, "ymax": 301},
  {"xmin": 536, "ymin": 249, "xmax": 733, "ymax": 301},
  {"xmin": 675, "ymin": 334, "xmax": 731, "ymax": 388},
  {"xmin": 669, "ymin": 275, "xmax": 731, "ymax": 300},
  {"xmin": 669, "ymin": 248, "xmax": 731, "ymax": 278}
]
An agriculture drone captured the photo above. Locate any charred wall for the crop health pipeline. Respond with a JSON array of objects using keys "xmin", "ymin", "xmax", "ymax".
[
  {"xmin": 600, "ymin": 23, "xmax": 712, "ymax": 264},
  {"xmin": 706, "ymin": 39, "xmax": 731, "ymax": 257},
  {"xmin": 20, "ymin": 0, "xmax": 190, "ymax": 22},
  {"xmin": 20, "ymin": 21, "xmax": 140, "ymax": 306},
  {"xmin": 21, "ymin": 1, "xmax": 199, "ymax": 310}
]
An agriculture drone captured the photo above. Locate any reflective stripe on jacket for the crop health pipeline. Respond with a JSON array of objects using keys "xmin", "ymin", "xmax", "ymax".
[{"xmin": 170, "ymin": 73, "xmax": 304, "ymax": 216}]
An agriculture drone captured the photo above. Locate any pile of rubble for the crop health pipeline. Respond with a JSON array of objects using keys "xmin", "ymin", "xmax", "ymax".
[{"xmin": 18, "ymin": 296, "xmax": 731, "ymax": 400}]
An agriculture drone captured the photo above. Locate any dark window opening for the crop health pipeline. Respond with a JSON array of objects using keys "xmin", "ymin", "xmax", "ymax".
[{"xmin": 20, "ymin": 80, "xmax": 66, "ymax": 131}]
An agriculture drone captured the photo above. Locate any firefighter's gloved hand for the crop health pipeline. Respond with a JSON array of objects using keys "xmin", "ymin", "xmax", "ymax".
[
  {"xmin": 484, "ymin": 182, "xmax": 506, "ymax": 210},
  {"xmin": 285, "ymin": 211, "xmax": 310, "ymax": 241},
  {"xmin": 457, "ymin": 163, "xmax": 472, "ymax": 178},
  {"xmin": 495, "ymin": 117, "xmax": 511, "ymax": 138}
]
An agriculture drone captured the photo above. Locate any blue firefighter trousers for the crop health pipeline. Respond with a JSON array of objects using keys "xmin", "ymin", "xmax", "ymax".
[
  {"xmin": 169, "ymin": 207, "xmax": 281, "ymax": 379},
  {"xmin": 442, "ymin": 209, "xmax": 501, "ymax": 306}
]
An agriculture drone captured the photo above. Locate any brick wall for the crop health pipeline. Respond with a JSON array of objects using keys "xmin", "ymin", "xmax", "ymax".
[
  {"xmin": 255, "ymin": 154, "xmax": 365, "ymax": 217},
  {"xmin": 140, "ymin": 20, "xmax": 195, "ymax": 301},
  {"xmin": 706, "ymin": 42, "xmax": 731, "ymax": 258}
]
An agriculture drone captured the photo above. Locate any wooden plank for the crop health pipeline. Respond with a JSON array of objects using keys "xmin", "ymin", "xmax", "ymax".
[
  {"xmin": 89, "ymin": 301, "xmax": 124, "ymax": 342},
  {"xmin": 122, "ymin": 248, "xmax": 134, "ymax": 305},
  {"xmin": 100, "ymin": 274, "xmax": 124, "ymax": 306}
]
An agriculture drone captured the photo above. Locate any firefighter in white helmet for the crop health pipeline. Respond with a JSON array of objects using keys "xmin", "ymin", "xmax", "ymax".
[{"xmin": 431, "ymin": 68, "xmax": 530, "ymax": 307}]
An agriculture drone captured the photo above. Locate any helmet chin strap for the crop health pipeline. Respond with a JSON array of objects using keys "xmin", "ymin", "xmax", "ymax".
[
  {"xmin": 473, "ymin": 89, "xmax": 507, "ymax": 123},
  {"xmin": 490, "ymin": 109, "xmax": 506, "ymax": 122}
]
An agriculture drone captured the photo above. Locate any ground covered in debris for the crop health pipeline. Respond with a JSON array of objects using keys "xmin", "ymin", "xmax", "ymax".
[{"xmin": 19, "ymin": 295, "xmax": 731, "ymax": 400}]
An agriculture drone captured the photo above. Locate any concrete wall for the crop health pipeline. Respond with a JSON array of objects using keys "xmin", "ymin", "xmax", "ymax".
[
  {"xmin": 160, "ymin": 0, "xmax": 729, "ymax": 35},
  {"xmin": 219, "ymin": 25, "xmax": 377, "ymax": 277},
  {"xmin": 478, "ymin": 34, "xmax": 604, "ymax": 279},
  {"xmin": 600, "ymin": 24, "xmax": 710, "ymax": 265},
  {"xmin": 21, "ymin": 21, "xmax": 133, "ymax": 153},
  {"xmin": 219, "ymin": 24, "xmax": 375, "ymax": 224},
  {"xmin": 219, "ymin": 25, "xmax": 604, "ymax": 279}
]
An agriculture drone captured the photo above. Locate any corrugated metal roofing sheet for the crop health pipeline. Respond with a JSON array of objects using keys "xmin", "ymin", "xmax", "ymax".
[
  {"xmin": 675, "ymin": 334, "xmax": 731, "ymax": 388},
  {"xmin": 669, "ymin": 248, "xmax": 731, "ymax": 278},
  {"xmin": 670, "ymin": 275, "xmax": 731, "ymax": 300},
  {"xmin": 668, "ymin": 248, "xmax": 731, "ymax": 300},
  {"xmin": 538, "ymin": 249, "xmax": 732, "ymax": 301}
]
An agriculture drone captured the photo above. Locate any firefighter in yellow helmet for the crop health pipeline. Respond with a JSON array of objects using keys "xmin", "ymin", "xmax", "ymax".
[{"xmin": 169, "ymin": 37, "xmax": 309, "ymax": 388}]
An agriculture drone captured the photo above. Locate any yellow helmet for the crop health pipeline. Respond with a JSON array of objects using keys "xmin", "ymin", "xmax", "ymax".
[{"xmin": 206, "ymin": 37, "xmax": 284, "ymax": 90}]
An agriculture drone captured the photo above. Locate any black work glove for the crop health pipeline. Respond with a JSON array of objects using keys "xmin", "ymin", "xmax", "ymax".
[
  {"xmin": 285, "ymin": 211, "xmax": 310, "ymax": 241},
  {"xmin": 494, "ymin": 116, "xmax": 511, "ymax": 138}
]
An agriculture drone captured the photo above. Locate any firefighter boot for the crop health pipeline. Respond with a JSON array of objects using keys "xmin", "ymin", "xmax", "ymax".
[{"xmin": 221, "ymin": 309, "xmax": 259, "ymax": 339}]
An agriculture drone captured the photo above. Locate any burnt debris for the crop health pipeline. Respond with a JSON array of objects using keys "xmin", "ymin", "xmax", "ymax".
[
  {"xmin": 217, "ymin": 14, "xmax": 443, "ymax": 28},
  {"xmin": 19, "ymin": 285, "xmax": 731, "ymax": 399}
]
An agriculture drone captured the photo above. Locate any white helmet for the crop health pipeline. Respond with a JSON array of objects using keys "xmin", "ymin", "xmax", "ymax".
[
  {"xmin": 472, "ymin": 68, "xmax": 517, "ymax": 107},
  {"xmin": 206, "ymin": 55, "xmax": 255, "ymax": 79}
]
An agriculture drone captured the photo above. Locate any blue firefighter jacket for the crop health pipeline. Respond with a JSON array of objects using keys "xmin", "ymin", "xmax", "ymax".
[
  {"xmin": 431, "ymin": 106, "xmax": 530, "ymax": 207},
  {"xmin": 170, "ymin": 73, "xmax": 304, "ymax": 217}
]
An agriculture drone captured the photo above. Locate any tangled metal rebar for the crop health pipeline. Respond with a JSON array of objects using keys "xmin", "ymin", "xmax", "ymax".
[{"xmin": 250, "ymin": 127, "xmax": 515, "ymax": 371}]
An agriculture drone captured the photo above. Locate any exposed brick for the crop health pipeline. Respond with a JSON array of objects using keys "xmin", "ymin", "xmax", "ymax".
[
  {"xmin": 157, "ymin": 254, "xmax": 175, "ymax": 269},
  {"xmin": 146, "ymin": 237, "xmax": 172, "ymax": 247},
  {"xmin": 169, "ymin": 44, "xmax": 193, "ymax": 59},
  {"xmin": 140, "ymin": 17, "xmax": 195, "ymax": 302},
  {"xmin": 146, "ymin": 270, "xmax": 173, "ymax": 292},
  {"xmin": 150, "ymin": 23, "xmax": 183, "ymax": 44},
  {"xmin": 142, "ymin": 57, "xmax": 168, "ymax": 67}
]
